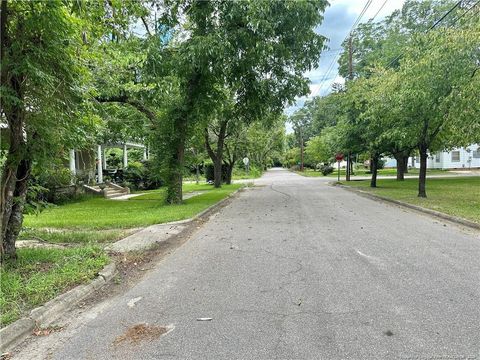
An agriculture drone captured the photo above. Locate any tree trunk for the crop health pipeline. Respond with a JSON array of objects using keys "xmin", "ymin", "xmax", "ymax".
[
  {"xmin": 1, "ymin": 162, "xmax": 18, "ymax": 260},
  {"xmin": 418, "ymin": 144, "xmax": 428, "ymax": 198},
  {"xmin": 205, "ymin": 120, "xmax": 228, "ymax": 188},
  {"xmin": 346, "ymin": 153, "xmax": 351, "ymax": 181},
  {"xmin": 195, "ymin": 164, "xmax": 200, "ymax": 185},
  {"xmin": 394, "ymin": 154, "xmax": 405, "ymax": 181},
  {"xmin": 225, "ymin": 162, "xmax": 234, "ymax": 185},
  {"xmin": 213, "ymin": 157, "xmax": 223, "ymax": 188},
  {"xmin": 370, "ymin": 155, "xmax": 379, "ymax": 188},
  {"xmin": 1, "ymin": 56, "xmax": 27, "ymax": 261},
  {"xmin": 3, "ymin": 159, "xmax": 31, "ymax": 260},
  {"xmin": 165, "ymin": 69, "xmax": 202, "ymax": 204},
  {"xmin": 165, "ymin": 117, "xmax": 186, "ymax": 204},
  {"xmin": 403, "ymin": 155, "xmax": 409, "ymax": 174}
]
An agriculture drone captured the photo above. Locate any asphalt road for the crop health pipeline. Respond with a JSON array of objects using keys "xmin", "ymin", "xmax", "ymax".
[{"xmin": 15, "ymin": 169, "xmax": 480, "ymax": 359}]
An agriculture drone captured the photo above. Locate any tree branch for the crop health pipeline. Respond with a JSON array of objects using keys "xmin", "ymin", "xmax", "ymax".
[
  {"xmin": 95, "ymin": 94, "xmax": 156, "ymax": 122},
  {"xmin": 204, "ymin": 127, "xmax": 216, "ymax": 162},
  {"xmin": 141, "ymin": 16, "xmax": 152, "ymax": 36}
]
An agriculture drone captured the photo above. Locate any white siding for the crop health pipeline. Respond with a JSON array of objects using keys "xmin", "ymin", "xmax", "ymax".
[{"xmin": 411, "ymin": 144, "xmax": 480, "ymax": 169}]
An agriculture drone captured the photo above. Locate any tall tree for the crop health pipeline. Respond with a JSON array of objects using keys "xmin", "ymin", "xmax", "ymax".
[
  {"xmin": 0, "ymin": 0, "xmax": 86, "ymax": 260},
  {"xmin": 155, "ymin": 0, "xmax": 328, "ymax": 201},
  {"xmin": 395, "ymin": 25, "xmax": 479, "ymax": 197},
  {"xmin": 0, "ymin": 0, "xmax": 144, "ymax": 261}
]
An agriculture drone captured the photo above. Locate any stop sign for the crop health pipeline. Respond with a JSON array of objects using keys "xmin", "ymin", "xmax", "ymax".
[{"xmin": 335, "ymin": 153, "xmax": 344, "ymax": 162}]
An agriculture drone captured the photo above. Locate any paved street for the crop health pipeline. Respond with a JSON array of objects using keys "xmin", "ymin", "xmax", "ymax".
[{"xmin": 15, "ymin": 169, "xmax": 480, "ymax": 360}]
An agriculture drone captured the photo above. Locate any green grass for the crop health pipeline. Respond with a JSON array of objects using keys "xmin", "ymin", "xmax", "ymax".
[
  {"xmin": 344, "ymin": 177, "xmax": 480, "ymax": 224},
  {"xmin": 19, "ymin": 228, "xmax": 131, "ymax": 244},
  {"xmin": 24, "ymin": 183, "xmax": 242, "ymax": 230},
  {"xmin": 0, "ymin": 246, "xmax": 108, "ymax": 326},
  {"xmin": 231, "ymin": 167, "xmax": 263, "ymax": 180},
  {"xmin": 295, "ymin": 168, "xmax": 448, "ymax": 177}
]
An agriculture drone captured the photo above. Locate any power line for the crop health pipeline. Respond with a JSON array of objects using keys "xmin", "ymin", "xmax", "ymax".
[
  {"xmin": 318, "ymin": 0, "xmax": 392, "ymax": 96},
  {"xmin": 428, "ymin": 0, "xmax": 462, "ymax": 30},
  {"xmin": 370, "ymin": 0, "xmax": 388, "ymax": 21},
  {"xmin": 385, "ymin": 0, "xmax": 473, "ymax": 68},
  {"xmin": 451, "ymin": 0, "xmax": 480, "ymax": 23},
  {"xmin": 315, "ymin": 0, "xmax": 374, "ymax": 97}
]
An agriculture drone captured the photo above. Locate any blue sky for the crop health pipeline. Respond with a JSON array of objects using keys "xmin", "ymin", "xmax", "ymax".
[{"xmin": 284, "ymin": 0, "xmax": 406, "ymax": 119}]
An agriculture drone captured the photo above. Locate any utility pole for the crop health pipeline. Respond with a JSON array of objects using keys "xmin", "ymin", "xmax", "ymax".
[
  {"xmin": 300, "ymin": 125, "xmax": 304, "ymax": 172},
  {"xmin": 346, "ymin": 35, "xmax": 354, "ymax": 182}
]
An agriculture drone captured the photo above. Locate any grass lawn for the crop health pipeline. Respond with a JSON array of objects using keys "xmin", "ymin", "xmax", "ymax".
[
  {"xmin": 182, "ymin": 167, "xmax": 263, "ymax": 182},
  {"xmin": 343, "ymin": 177, "xmax": 480, "ymax": 224},
  {"xmin": 231, "ymin": 167, "xmax": 263, "ymax": 180},
  {"xmin": 0, "ymin": 246, "xmax": 108, "ymax": 326},
  {"xmin": 23, "ymin": 183, "xmax": 242, "ymax": 233},
  {"xmin": 295, "ymin": 168, "xmax": 448, "ymax": 178}
]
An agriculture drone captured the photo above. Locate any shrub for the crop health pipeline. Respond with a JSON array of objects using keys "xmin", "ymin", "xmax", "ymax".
[
  {"xmin": 28, "ymin": 164, "xmax": 75, "ymax": 207},
  {"xmin": 122, "ymin": 160, "xmax": 162, "ymax": 190},
  {"xmin": 319, "ymin": 164, "xmax": 334, "ymax": 176}
]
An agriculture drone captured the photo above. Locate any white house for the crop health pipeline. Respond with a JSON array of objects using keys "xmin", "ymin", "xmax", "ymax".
[
  {"xmin": 412, "ymin": 144, "xmax": 480, "ymax": 170},
  {"xmin": 382, "ymin": 144, "xmax": 480, "ymax": 170}
]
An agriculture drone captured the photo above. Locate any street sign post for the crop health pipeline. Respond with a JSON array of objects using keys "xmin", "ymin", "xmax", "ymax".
[{"xmin": 335, "ymin": 153, "xmax": 344, "ymax": 181}]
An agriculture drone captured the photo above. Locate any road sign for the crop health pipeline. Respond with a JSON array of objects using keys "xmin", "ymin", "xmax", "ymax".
[{"xmin": 335, "ymin": 153, "xmax": 344, "ymax": 162}]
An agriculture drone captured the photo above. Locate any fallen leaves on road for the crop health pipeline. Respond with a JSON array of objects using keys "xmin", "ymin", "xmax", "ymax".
[
  {"xmin": 32, "ymin": 326, "xmax": 63, "ymax": 337},
  {"xmin": 114, "ymin": 324, "xmax": 168, "ymax": 345}
]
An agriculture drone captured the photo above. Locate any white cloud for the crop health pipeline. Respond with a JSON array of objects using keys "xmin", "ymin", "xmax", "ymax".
[{"xmin": 285, "ymin": 0, "xmax": 406, "ymax": 116}]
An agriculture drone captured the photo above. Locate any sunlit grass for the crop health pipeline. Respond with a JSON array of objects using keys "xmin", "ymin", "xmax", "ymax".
[
  {"xmin": 344, "ymin": 177, "xmax": 480, "ymax": 224},
  {"xmin": 0, "ymin": 246, "xmax": 108, "ymax": 326},
  {"xmin": 24, "ymin": 184, "xmax": 243, "ymax": 230}
]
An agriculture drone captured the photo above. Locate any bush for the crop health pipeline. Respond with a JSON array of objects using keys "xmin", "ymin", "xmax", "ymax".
[
  {"xmin": 28, "ymin": 164, "xmax": 76, "ymax": 207},
  {"xmin": 122, "ymin": 160, "xmax": 162, "ymax": 191},
  {"xmin": 319, "ymin": 164, "xmax": 334, "ymax": 176}
]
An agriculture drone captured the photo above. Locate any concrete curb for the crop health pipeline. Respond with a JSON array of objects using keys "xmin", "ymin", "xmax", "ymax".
[
  {"xmin": 335, "ymin": 183, "xmax": 480, "ymax": 230},
  {"xmin": 0, "ymin": 262, "xmax": 117, "ymax": 353},
  {"xmin": 191, "ymin": 187, "xmax": 244, "ymax": 220},
  {"xmin": 156, "ymin": 187, "xmax": 245, "ymax": 227}
]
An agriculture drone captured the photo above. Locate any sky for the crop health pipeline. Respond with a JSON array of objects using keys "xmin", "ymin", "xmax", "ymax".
[{"xmin": 284, "ymin": 0, "xmax": 407, "ymax": 121}]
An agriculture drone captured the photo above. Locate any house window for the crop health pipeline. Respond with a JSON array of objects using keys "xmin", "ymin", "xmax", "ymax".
[
  {"xmin": 473, "ymin": 150, "xmax": 480, "ymax": 159},
  {"xmin": 435, "ymin": 152, "xmax": 441, "ymax": 163},
  {"xmin": 451, "ymin": 151, "xmax": 460, "ymax": 162}
]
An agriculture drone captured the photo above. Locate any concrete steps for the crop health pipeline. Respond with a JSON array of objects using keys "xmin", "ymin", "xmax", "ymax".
[{"xmin": 83, "ymin": 183, "xmax": 130, "ymax": 199}]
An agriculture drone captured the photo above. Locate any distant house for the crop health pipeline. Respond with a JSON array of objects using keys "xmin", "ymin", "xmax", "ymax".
[
  {"xmin": 412, "ymin": 144, "xmax": 480, "ymax": 170},
  {"xmin": 383, "ymin": 144, "xmax": 480, "ymax": 170}
]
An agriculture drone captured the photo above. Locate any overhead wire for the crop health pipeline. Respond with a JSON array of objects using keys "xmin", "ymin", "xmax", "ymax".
[
  {"xmin": 318, "ymin": 0, "xmax": 388, "ymax": 96},
  {"xmin": 385, "ymin": 0, "xmax": 474, "ymax": 68},
  {"xmin": 314, "ymin": 0, "xmax": 374, "ymax": 97}
]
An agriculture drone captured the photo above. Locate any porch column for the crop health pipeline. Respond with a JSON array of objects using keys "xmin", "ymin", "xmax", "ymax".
[
  {"xmin": 97, "ymin": 145, "xmax": 103, "ymax": 183},
  {"xmin": 102, "ymin": 146, "xmax": 107, "ymax": 169},
  {"xmin": 123, "ymin": 144, "xmax": 128, "ymax": 168},
  {"xmin": 69, "ymin": 149, "xmax": 76, "ymax": 176}
]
